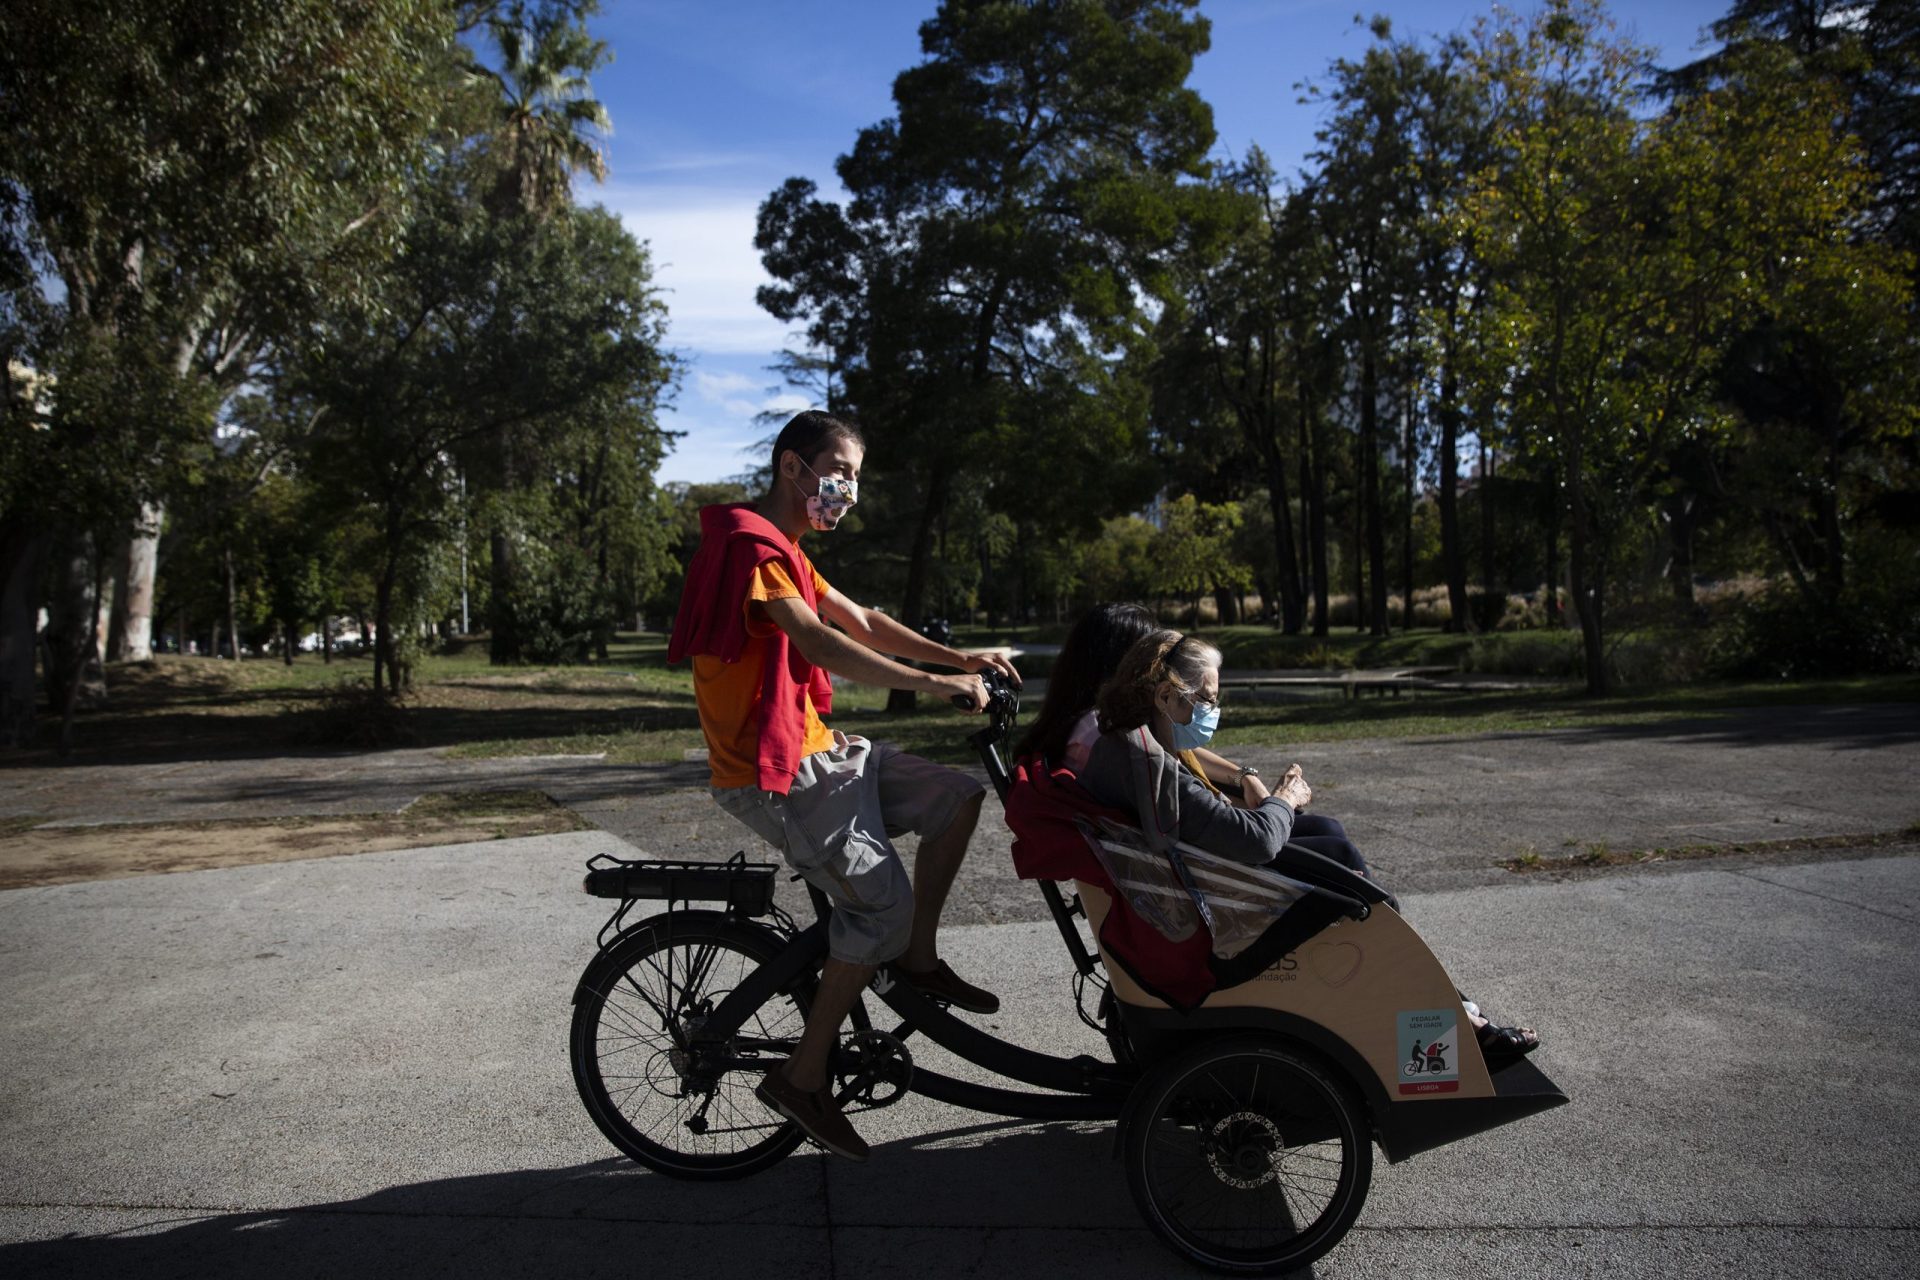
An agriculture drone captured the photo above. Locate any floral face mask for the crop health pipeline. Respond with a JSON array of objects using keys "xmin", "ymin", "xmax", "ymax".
[{"xmin": 794, "ymin": 457, "xmax": 859, "ymax": 531}]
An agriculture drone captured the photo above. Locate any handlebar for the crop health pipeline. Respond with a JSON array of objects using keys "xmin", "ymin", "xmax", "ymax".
[{"xmin": 949, "ymin": 668, "xmax": 1020, "ymax": 717}]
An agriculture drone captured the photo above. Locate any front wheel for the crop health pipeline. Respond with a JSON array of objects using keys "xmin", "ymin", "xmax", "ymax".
[
  {"xmin": 1122, "ymin": 1035, "xmax": 1373, "ymax": 1275},
  {"xmin": 571, "ymin": 916, "xmax": 810, "ymax": 1180}
]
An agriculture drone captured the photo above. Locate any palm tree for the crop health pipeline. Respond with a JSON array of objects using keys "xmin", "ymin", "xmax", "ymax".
[{"xmin": 474, "ymin": 10, "xmax": 611, "ymax": 216}]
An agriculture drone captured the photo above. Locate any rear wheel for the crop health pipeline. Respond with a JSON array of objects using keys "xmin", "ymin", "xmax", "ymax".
[
  {"xmin": 1123, "ymin": 1035, "xmax": 1373, "ymax": 1275},
  {"xmin": 571, "ymin": 917, "xmax": 810, "ymax": 1180}
]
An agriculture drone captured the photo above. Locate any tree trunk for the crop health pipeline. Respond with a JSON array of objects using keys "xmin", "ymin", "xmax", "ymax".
[
  {"xmin": 1351, "ymin": 499, "xmax": 1366, "ymax": 634},
  {"xmin": 223, "ymin": 545, "xmax": 240, "ymax": 661},
  {"xmin": 374, "ymin": 542, "xmax": 400, "ymax": 697},
  {"xmin": 1816, "ymin": 399, "xmax": 1845, "ymax": 605},
  {"xmin": 109, "ymin": 500, "xmax": 163, "ymax": 662},
  {"xmin": 1566, "ymin": 449, "xmax": 1607, "ymax": 696},
  {"xmin": 1260, "ymin": 446, "xmax": 1304, "ymax": 634},
  {"xmin": 888, "ymin": 464, "xmax": 953, "ymax": 713},
  {"xmin": 283, "ymin": 617, "xmax": 296, "ymax": 665},
  {"xmin": 322, "ymin": 616, "xmax": 333, "ymax": 663},
  {"xmin": 1480, "ymin": 442, "xmax": 1496, "ymax": 610},
  {"xmin": 1360, "ymin": 343, "xmax": 1387, "ymax": 636},
  {"xmin": 1401, "ymin": 386, "xmax": 1415, "ymax": 632},
  {"xmin": 1213, "ymin": 587, "xmax": 1240, "ymax": 626},
  {"xmin": 1301, "ymin": 393, "xmax": 1330, "ymax": 638},
  {"xmin": 489, "ymin": 526, "xmax": 518, "ymax": 664},
  {"xmin": 0, "ymin": 524, "xmax": 49, "ymax": 749},
  {"xmin": 47, "ymin": 533, "xmax": 108, "ymax": 753},
  {"xmin": 1666, "ymin": 494, "xmax": 1696, "ymax": 606},
  {"xmin": 1438, "ymin": 355, "xmax": 1471, "ymax": 632},
  {"xmin": 93, "ymin": 561, "xmax": 117, "ymax": 670},
  {"xmin": 1543, "ymin": 466, "xmax": 1560, "ymax": 628}
]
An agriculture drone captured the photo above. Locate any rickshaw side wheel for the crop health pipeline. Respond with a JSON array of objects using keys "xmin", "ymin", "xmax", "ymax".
[
  {"xmin": 1121, "ymin": 1034, "xmax": 1373, "ymax": 1276},
  {"xmin": 571, "ymin": 917, "xmax": 812, "ymax": 1180}
]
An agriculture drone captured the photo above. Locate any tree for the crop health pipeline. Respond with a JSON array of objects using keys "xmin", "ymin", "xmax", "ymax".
[
  {"xmin": 465, "ymin": 0, "xmax": 617, "ymax": 662},
  {"xmin": 1310, "ymin": 18, "xmax": 1426, "ymax": 637},
  {"xmin": 1164, "ymin": 152, "xmax": 1311, "ymax": 633},
  {"xmin": 756, "ymin": 0, "xmax": 1215, "ymax": 654},
  {"xmin": 1662, "ymin": 2, "xmax": 1919, "ymax": 629},
  {"xmin": 1, "ymin": 0, "xmax": 454, "ymax": 744},
  {"xmin": 1148, "ymin": 494, "xmax": 1251, "ymax": 625},
  {"xmin": 1459, "ymin": 0, "xmax": 1899, "ymax": 693},
  {"xmin": 471, "ymin": 0, "xmax": 611, "ymax": 217},
  {"xmin": 293, "ymin": 184, "xmax": 672, "ymax": 695}
]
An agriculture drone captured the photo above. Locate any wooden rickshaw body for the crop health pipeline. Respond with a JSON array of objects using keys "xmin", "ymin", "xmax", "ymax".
[{"xmin": 1077, "ymin": 880, "xmax": 1566, "ymax": 1161}]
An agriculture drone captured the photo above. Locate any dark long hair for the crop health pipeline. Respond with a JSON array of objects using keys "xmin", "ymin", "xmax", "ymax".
[{"xmin": 1016, "ymin": 602, "xmax": 1156, "ymax": 764}]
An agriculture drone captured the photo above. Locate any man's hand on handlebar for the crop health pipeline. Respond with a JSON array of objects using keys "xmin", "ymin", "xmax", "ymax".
[
  {"xmin": 933, "ymin": 671, "xmax": 992, "ymax": 713},
  {"xmin": 956, "ymin": 650, "xmax": 1022, "ymax": 688}
]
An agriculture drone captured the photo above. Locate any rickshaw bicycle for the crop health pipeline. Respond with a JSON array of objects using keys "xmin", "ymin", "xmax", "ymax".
[{"xmin": 569, "ymin": 672, "xmax": 1568, "ymax": 1275}]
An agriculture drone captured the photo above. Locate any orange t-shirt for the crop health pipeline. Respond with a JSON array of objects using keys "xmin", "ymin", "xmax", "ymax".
[{"xmin": 692, "ymin": 554, "xmax": 837, "ymax": 788}]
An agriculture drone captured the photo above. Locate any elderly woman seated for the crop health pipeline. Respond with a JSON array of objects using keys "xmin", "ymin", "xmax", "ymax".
[
  {"xmin": 1016, "ymin": 607, "xmax": 1539, "ymax": 1067},
  {"xmin": 1018, "ymin": 604, "xmax": 1386, "ymax": 889}
]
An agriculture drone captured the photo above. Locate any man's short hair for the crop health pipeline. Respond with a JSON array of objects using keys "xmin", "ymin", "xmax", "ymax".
[{"xmin": 771, "ymin": 410, "xmax": 864, "ymax": 475}]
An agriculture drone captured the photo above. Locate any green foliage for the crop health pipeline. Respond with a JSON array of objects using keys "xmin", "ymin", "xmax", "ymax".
[
  {"xmin": 291, "ymin": 174, "xmax": 674, "ymax": 691},
  {"xmin": 1445, "ymin": 0, "xmax": 1911, "ymax": 693},
  {"xmin": 1148, "ymin": 494, "xmax": 1250, "ymax": 604},
  {"xmin": 756, "ymin": 0, "xmax": 1214, "ymax": 621}
]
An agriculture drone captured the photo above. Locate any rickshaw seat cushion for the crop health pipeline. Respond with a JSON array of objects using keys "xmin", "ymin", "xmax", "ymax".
[{"xmin": 1003, "ymin": 756, "xmax": 1224, "ymax": 1010}]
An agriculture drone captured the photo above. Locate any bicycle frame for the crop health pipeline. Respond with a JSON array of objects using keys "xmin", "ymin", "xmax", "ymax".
[{"xmin": 580, "ymin": 672, "xmax": 1137, "ymax": 1120}]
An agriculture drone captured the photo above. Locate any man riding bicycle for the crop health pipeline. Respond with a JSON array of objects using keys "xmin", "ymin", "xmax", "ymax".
[{"xmin": 667, "ymin": 409, "xmax": 1019, "ymax": 1162}]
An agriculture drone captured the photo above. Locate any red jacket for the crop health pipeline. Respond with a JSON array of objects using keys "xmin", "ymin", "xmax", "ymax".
[
  {"xmin": 667, "ymin": 504, "xmax": 834, "ymax": 793},
  {"xmin": 1005, "ymin": 755, "xmax": 1351, "ymax": 1010},
  {"xmin": 1005, "ymin": 755, "xmax": 1219, "ymax": 1009}
]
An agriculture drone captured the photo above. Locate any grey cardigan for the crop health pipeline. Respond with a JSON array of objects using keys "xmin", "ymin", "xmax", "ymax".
[{"xmin": 1078, "ymin": 723, "xmax": 1295, "ymax": 864}]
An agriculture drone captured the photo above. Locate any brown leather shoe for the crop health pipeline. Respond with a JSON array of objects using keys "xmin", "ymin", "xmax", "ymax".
[
  {"xmin": 755, "ymin": 1069, "xmax": 869, "ymax": 1162},
  {"xmin": 899, "ymin": 959, "xmax": 1000, "ymax": 1015}
]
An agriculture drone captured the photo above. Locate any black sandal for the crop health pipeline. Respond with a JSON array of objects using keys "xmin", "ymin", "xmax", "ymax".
[{"xmin": 1475, "ymin": 1020, "xmax": 1540, "ymax": 1069}]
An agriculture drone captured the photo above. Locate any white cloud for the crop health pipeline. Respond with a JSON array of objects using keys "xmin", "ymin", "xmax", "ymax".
[
  {"xmin": 593, "ymin": 183, "xmax": 794, "ymax": 356},
  {"xmin": 693, "ymin": 369, "xmax": 768, "ymax": 399}
]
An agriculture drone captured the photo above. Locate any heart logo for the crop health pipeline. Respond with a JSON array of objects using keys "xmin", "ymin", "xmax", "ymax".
[{"xmin": 1306, "ymin": 940, "xmax": 1363, "ymax": 988}]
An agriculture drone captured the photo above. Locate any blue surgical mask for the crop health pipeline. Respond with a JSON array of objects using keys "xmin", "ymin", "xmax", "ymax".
[{"xmin": 1170, "ymin": 698, "xmax": 1220, "ymax": 751}]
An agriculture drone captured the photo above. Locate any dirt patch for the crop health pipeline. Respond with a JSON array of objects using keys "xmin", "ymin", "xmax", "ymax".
[
  {"xmin": 1499, "ymin": 826, "xmax": 1920, "ymax": 878},
  {"xmin": 0, "ymin": 790, "xmax": 590, "ymax": 890}
]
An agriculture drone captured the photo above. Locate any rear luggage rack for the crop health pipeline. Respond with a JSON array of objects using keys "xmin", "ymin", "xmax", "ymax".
[{"xmin": 581, "ymin": 851, "xmax": 779, "ymax": 916}]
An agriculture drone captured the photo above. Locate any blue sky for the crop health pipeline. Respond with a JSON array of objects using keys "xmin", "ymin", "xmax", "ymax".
[{"xmin": 581, "ymin": 0, "xmax": 1730, "ymax": 486}]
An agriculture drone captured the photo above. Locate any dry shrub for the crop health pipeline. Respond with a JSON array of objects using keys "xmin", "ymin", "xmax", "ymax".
[{"xmin": 284, "ymin": 679, "xmax": 420, "ymax": 749}]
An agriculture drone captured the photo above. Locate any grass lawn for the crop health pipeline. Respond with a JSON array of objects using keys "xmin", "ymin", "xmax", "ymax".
[{"xmin": 33, "ymin": 633, "xmax": 1919, "ymax": 767}]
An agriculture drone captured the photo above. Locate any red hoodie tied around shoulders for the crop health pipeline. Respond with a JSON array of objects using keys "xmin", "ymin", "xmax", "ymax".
[{"xmin": 667, "ymin": 504, "xmax": 835, "ymax": 794}]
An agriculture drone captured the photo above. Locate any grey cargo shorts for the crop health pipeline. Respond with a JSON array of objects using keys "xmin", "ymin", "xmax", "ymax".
[{"xmin": 711, "ymin": 734, "xmax": 983, "ymax": 966}]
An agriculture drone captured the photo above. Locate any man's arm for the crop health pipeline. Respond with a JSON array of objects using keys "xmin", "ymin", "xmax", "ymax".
[
  {"xmin": 816, "ymin": 586, "xmax": 1021, "ymax": 685},
  {"xmin": 759, "ymin": 596, "xmax": 989, "ymax": 707}
]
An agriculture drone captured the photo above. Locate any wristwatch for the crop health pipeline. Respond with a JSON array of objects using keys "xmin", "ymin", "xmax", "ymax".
[{"xmin": 1234, "ymin": 765, "xmax": 1259, "ymax": 783}]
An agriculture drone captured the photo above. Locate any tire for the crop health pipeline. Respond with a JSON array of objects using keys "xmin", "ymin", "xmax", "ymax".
[
  {"xmin": 570, "ymin": 916, "xmax": 812, "ymax": 1180},
  {"xmin": 1122, "ymin": 1035, "xmax": 1373, "ymax": 1276}
]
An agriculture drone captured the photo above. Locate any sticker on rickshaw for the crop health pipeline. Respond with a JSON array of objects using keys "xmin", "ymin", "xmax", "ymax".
[{"xmin": 1397, "ymin": 1008, "xmax": 1462, "ymax": 1095}]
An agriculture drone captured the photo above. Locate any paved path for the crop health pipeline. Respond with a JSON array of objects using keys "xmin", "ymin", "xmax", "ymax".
[{"xmin": 2, "ymin": 830, "xmax": 1916, "ymax": 1278}]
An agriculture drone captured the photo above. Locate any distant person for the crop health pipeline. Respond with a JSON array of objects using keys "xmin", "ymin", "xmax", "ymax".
[{"xmin": 667, "ymin": 409, "xmax": 1020, "ymax": 1163}]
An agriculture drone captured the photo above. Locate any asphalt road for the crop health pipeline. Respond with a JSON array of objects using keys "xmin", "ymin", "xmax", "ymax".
[{"xmin": 2, "ymin": 825, "xmax": 1916, "ymax": 1279}]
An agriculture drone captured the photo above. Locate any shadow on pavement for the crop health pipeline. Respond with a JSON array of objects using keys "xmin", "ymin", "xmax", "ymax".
[{"xmin": 0, "ymin": 1123, "xmax": 1255, "ymax": 1280}]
